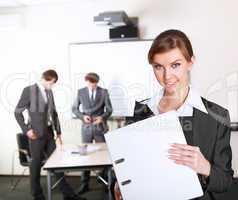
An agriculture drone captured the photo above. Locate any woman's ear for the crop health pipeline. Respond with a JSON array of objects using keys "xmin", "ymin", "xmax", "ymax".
[{"xmin": 188, "ymin": 56, "xmax": 195, "ymax": 71}]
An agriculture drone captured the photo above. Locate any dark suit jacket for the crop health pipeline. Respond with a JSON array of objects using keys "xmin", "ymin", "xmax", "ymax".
[
  {"xmin": 72, "ymin": 86, "xmax": 113, "ymax": 133},
  {"xmin": 126, "ymin": 98, "xmax": 234, "ymax": 200},
  {"xmin": 14, "ymin": 84, "xmax": 61, "ymax": 138}
]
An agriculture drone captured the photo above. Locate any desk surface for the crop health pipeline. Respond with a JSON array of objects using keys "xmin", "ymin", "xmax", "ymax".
[{"xmin": 43, "ymin": 143, "xmax": 112, "ymax": 170}]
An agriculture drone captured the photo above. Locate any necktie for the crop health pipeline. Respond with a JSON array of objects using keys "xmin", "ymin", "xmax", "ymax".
[
  {"xmin": 45, "ymin": 89, "xmax": 53, "ymax": 125},
  {"xmin": 91, "ymin": 89, "xmax": 94, "ymax": 102}
]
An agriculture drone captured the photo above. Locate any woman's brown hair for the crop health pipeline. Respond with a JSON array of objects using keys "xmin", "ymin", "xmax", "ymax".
[{"xmin": 148, "ymin": 29, "xmax": 194, "ymax": 64}]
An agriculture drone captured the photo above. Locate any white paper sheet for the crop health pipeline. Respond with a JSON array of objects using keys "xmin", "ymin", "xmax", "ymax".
[
  {"xmin": 105, "ymin": 111, "xmax": 203, "ymax": 200},
  {"xmin": 60, "ymin": 145, "xmax": 102, "ymax": 157}
]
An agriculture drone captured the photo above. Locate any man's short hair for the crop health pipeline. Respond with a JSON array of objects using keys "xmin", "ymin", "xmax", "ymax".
[
  {"xmin": 42, "ymin": 69, "xmax": 58, "ymax": 83},
  {"xmin": 85, "ymin": 72, "xmax": 100, "ymax": 83}
]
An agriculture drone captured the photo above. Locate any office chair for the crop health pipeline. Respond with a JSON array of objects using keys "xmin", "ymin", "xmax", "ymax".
[
  {"xmin": 11, "ymin": 133, "xmax": 31, "ymax": 190},
  {"xmin": 11, "ymin": 133, "xmax": 63, "ymax": 191}
]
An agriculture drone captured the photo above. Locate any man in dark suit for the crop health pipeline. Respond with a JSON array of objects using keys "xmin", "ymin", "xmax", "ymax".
[
  {"xmin": 72, "ymin": 72, "xmax": 113, "ymax": 194},
  {"xmin": 15, "ymin": 70, "xmax": 85, "ymax": 200}
]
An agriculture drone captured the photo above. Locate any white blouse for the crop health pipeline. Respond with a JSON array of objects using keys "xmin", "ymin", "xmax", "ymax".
[{"xmin": 147, "ymin": 86, "xmax": 208, "ymax": 117}]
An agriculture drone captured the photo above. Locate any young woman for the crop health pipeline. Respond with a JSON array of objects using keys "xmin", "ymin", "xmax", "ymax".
[{"xmin": 114, "ymin": 30, "xmax": 233, "ymax": 200}]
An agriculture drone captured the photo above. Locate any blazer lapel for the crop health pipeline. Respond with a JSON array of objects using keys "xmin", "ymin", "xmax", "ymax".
[
  {"xmin": 35, "ymin": 84, "xmax": 46, "ymax": 104},
  {"xmin": 93, "ymin": 87, "xmax": 101, "ymax": 106},
  {"xmin": 193, "ymin": 108, "xmax": 217, "ymax": 157},
  {"xmin": 35, "ymin": 84, "xmax": 46, "ymax": 112},
  {"xmin": 84, "ymin": 87, "xmax": 90, "ymax": 104}
]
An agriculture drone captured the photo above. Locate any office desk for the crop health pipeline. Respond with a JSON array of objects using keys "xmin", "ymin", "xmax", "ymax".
[{"xmin": 43, "ymin": 143, "xmax": 113, "ymax": 200}]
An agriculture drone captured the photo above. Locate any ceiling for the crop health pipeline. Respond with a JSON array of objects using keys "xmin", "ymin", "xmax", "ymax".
[
  {"xmin": 0, "ymin": 0, "xmax": 23, "ymax": 7},
  {"xmin": 0, "ymin": 0, "xmax": 75, "ymax": 8}
]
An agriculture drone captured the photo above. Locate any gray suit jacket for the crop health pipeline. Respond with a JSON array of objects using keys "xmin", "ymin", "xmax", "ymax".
[
  {"xmin": 14, "ymin": 84, "xmax": 61, "ymax": 138},
  {"xmin": 72, "ymin": 86, "xmax": 113, "ymax": 133}
]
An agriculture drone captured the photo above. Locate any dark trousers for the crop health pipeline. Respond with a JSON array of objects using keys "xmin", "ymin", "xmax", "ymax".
[
  {"xmin": 81, "ymin": 123, "xmax": 106, "ymax": 185},
  {"xmin": 29, "ymin": 126, "xmax": 74, "ymax": 198}
]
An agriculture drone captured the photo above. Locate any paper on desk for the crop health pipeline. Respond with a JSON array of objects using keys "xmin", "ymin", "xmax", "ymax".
[
  {"xmin": 61, "ymin": 145, "xmax": 101, "ymax": 156},
  {"xmin": 86, "ymin": 145, "xmax": 102, "ymax": 153},
  {"xmin": 105, "ymin": 111, "xmax": 203, "ymax": 200},
  {"xmin": 59, "ymin": 145, "xmax": 89, "ymax": 165}
]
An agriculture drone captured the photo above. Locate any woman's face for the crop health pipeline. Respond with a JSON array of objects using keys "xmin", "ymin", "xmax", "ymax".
[{"xmin": 151, "ymin": 48, "xmax": 194, "ymax": 95}]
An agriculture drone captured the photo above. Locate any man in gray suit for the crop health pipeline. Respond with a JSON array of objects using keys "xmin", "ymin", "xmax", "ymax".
[
  {"xmin": 15, "ymin": 70, "xmax": 85, "ymax": 200},
  {"xmin": 72, "ymin": 72, "xmax": 113, "ymax": 194}
]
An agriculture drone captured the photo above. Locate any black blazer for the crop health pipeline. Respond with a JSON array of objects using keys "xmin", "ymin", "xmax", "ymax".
[
  {"xmin": 14, "ymin": 84, "xmax": 61, "ymax": 138},
  {"xmin": 126, "ymin": 98, "xmax": 234, "ymax": 200}
]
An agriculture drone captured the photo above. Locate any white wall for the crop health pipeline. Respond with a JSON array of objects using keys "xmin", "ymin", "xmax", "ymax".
[{"xmin": 0, "ymin": 0, "xmax": 238, "ymax": 175}]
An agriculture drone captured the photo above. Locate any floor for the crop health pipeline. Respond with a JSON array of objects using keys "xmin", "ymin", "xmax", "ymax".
[{"xmin": 0, "ymin": 176, "xmax": 109, "ymax": 200}]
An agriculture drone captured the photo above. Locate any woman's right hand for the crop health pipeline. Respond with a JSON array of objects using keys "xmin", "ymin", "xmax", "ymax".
[{"xmin": 114, "ymin": 181, "xmax": 123, "ymax": 200}]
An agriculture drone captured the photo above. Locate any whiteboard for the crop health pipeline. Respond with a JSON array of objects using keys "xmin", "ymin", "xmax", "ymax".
[
  {"xmin": 69, "ymin": 40, "xmax": 237, "ymax": 122},
  {"xmin": 69, "ymin": 40, "xmax": 159, "ymax": 117}
]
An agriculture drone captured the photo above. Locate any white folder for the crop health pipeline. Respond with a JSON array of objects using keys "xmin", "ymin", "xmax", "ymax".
[{"xmin": 105, "ymin": 111, "xmax": 203, "ymax": 200}]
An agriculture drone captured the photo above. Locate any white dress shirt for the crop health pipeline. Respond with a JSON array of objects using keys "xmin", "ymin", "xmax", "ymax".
[
  {"xmin": 37, "ymin": 82, "xmax": 52, "ymax": 125},
  {"xmin": 37, "ymin": 82, "xmax": 48, "ymax": 103},
  {"xmin": 147, "ymin": 86, "xmax": 208, "ymax": 117},
  {"xmin": 88, "ymin": 87, "xmax": 97, "ymax": 101}
]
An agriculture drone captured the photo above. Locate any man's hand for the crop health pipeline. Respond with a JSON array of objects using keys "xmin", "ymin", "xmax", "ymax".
[
  {"xmin": 26, "ymin": 129, "xmax": 38, "ymax": 140},
  {"xmin": 83, "ymin": 115, "xmax": 92, "ymax": 123},
  {"xmin": 56, "ymin": 134, "xmax": 63, "ymax": 150},
  {"xmin": 93, "ymin": 116, "xmax": 103, "ymax": 125},
  {"xmin": 56, "ymin": 134, "xmax": 63, "ymax": 145}
]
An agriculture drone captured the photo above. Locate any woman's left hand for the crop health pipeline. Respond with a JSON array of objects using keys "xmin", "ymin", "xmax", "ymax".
[{"xmin": 168, "ymin": 143, "xmax": 211, "ymax": 177}]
